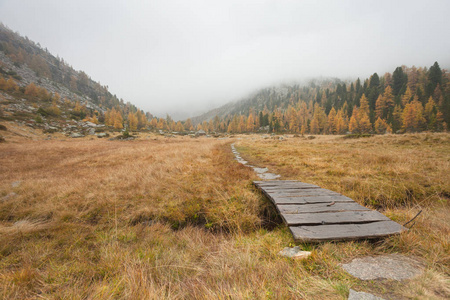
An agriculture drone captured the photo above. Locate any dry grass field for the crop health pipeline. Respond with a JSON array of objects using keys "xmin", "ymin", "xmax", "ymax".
[{"xmin": 0, "ymin": 129, "xmax": 449, "ymax": 299}]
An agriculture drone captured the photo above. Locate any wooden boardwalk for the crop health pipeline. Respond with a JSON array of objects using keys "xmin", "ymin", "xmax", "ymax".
[{"xmin": 254, "ymin": 180, "xmax": 406, "ymax": 242}]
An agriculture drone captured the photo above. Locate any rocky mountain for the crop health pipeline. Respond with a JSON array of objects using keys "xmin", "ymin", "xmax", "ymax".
[{"xmin": 0, "ymin": 23, "xmax": 149, "ymax": 138}]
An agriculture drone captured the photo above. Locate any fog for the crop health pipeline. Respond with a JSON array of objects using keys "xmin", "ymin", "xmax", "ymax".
[{"xmin": 1, "ymin": 0, "xmax": 449, "ymax": 120}]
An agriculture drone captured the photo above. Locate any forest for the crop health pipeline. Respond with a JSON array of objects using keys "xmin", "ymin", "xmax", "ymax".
[{"xmin": 187, "ymin": 62, "xmax": 449, "ymax": 134}]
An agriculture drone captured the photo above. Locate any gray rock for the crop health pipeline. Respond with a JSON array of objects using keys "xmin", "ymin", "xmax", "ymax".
[
  {"xmin": 258, "ymin": 173, "xmax": 281, "ymax": 180},
  {"xmin": 279, "ymin": 246, "xmax": 311, "ymax": 259},
  {"xmin": 253, "ymin": 167, "xmax": 269, "ymax": 174},
  {"xmin": 11, "ymin": 181, "xmax": 21, "ymax": 188},
  {"xmin": 87, "ymin": 128, "xmax": 96, "ymax": 135},
  {"xmin": 85, "ymin": 121, "xmax": 97, "ymax": 127},
  {"xmin": 70, "ymin": 132, "xmax": 84, "ymax": 138},
  {"xmin": 348, "ymin": 289, "xmax": 385, "ymax": 300},
  {"xmin": 2, "ymin": 192, "xmax": 17, "ymax": 201},
  {"xmin": 96, "ymin": 132, "xmax": 109, "ymax": 138},
  {"xmin": 342, "ymin": 254, "xmax": 423, "ymax": 281}
]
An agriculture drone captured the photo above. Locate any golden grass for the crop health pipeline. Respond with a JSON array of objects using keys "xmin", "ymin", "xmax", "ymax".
[{"xmin": 0, "ymin": 132, "xmax": 449, "ymax": 299}]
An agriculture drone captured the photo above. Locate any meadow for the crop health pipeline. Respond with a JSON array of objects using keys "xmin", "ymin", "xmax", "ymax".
[{"xmin": 0, "ymin": 131, "xmax": 449, "ymax": 299}]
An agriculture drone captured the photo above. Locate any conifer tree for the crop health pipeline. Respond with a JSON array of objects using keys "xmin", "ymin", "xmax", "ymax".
[
  {"xmin": 402, "ymin": 99, "xmax": 425, "ymax": 132},
  {"xmin": 128, "ymin": 112, "xmax": 138, "ymax": 131},
  {"xmin": 327, "ymin": 107, "xmax": 337, "ymax": 134},
  {"xmin": 374, "ymin": 117, "xmax": 389, "ymax": 134},
  {"xmin": 359, "ymin": 94, "xmax": 370, "ymax": 116},
  {"xmin": 401, "ymin": 87, "xmax": 413, "ymax": 107}
]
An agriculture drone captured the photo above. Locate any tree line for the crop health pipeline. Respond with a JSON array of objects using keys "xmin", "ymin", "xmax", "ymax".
[{"xmin": 191, "ymin": 62, "xmax": 448, "ymax": 134}]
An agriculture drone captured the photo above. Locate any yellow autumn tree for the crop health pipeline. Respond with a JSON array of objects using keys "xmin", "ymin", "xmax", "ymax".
[
  {"xmin": 113, "ymin": 109, "xmax": 124, "ymax": 129},
  {"xmin": 128, "ymin": 112, "xmax": 138, "ymax": 131},
  {"xmin": 150, "ymin": 117, "xmax": 158, "ymax": 129},
  {"xmin": 402, "ymin": 99, "xmax": 425, "ymax": 132},
  {"xmin": 359, "ymin": 94, "xmax": 370, "ymax": 116},
  {"xmin": 247, "ymin": 113, "xmax": 255, "ymax": 132},
  {"xmin": 374, "ymin": 117, "xmax": 389, "ymax": 134},
  {"xmin": 24, "ymin": 82, "xmax": 39, "ymax": 98},
  {"xmin": 327, "ymin": 107, "xmax": 337, "ymax": 134},
  {"xmin": 359, "ymin": 113, "xmax": 372, "ymax": 133},
  {"xmin": 401, "ymin": 87, "xmax": 412, "ymax": 107},
  {"xmin": 5, "ymin": 77, "xmax": 18, "ymax": 92},
  {"xmin": 184, "ymin": 118, "xmax": 193, "ymax": 131},
  {"xmin": 136, "ymin": 110, "xmax": 147, "ymax": 129},
  {"xmin": 349, "ymin": 109, "xmax": 359, "ymax": 133}
]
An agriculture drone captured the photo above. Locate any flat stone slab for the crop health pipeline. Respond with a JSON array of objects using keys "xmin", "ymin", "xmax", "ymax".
[
  {"xmin": 278, "ymin": 246, "xmax": 311, "ymax": 259},
  {"xmin": 348, "ymin": 289, "xmax": 385, "ymax": 300},
  {"xmin": 342, "ymin": 254, "xmax": 423, "ymax": 281}
]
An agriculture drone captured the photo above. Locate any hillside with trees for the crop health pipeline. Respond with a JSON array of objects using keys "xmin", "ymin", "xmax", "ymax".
[
  {"xmin": 191, "ymin": 63, "xmax": 449, "ymax": 135},
  {"xmin": 0, "ymin": 23, "xmax": 151, "ymax": 135}
]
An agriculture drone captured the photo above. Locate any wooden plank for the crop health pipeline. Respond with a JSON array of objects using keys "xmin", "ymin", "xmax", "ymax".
[
  {"xmin": 289, "ymin": 221, "xmax": 405, "ymax": 242},
  {"xmin": 269, "ymin": 195, "xmax": 355, "ymax": 204},
  {"xmin": 255, "ymin": 183, "xmax": 320, "ymax": 189},
  {"xmin": 254, "ymin": 180, "xmax": 300, "ymax": 184},
  {"xmin": 261, "ymin": 186, "xmax": 321, "ymax": 191},
  {"xmin": 266, "ymin": 191, "xmax": 341, "ymax": 197},
  {"xmin": 253, "ymin": 180, "xmax": 405, "ymax": 242},
  {"xmin": 278, "ymin": 202, "xmax": 370, "ymax": 214},
  {"xmin": 254, "ymin": 181, "xmax": 318, "ymax": 186},
  {"xmin": 254, "ymin": 180, "xmax": 317, "ymax": 186},
  {"xmin": 281, "ymin": 210, "xmax": 390, "ymax": 226}
]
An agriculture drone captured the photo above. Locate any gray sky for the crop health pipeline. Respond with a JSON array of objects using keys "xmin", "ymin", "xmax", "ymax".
[{"xmin": 1, "ymin": 0, "xmax": 449, "ymax": 119}]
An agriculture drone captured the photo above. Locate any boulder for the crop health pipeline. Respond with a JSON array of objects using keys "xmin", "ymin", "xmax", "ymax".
[
  {"xmin": 70, "ymin": 132, "xmax": 84, "ymax": 138},
  {"xmin": 96, "ymin": 132, "xmax": 109, "ymax": 138}
]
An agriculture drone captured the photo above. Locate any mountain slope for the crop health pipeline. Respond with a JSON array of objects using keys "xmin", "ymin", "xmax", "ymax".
[{"xmin": 0, "ymin": 23, "xmax": 150, "ymax": 138}]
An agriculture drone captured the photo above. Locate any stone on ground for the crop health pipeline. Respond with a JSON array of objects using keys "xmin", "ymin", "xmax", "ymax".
[
  {"xmin": 348, "ymin": 289, "xmax": 385, "ymax": 300},
  {"xmin": 342, "ymin": 254, "xmax": 423, "ymax": 281},
  {"xmin": 279, "ymin": 246, "xmax": 311, "ymax": 259}
]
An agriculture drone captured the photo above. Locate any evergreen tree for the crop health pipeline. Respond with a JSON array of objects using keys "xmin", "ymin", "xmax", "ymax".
[{"xmin": 392, "ymin": 66, "xmax": 408, "ymax": 96}]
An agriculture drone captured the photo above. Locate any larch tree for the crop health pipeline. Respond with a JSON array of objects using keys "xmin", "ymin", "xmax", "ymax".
[
  {"xmin": 402, "ymin": 99, "xmax": 425, "ymax": 132},
  {"xmin": 374, "ymin": 117, "xmax": 389, "ymax": 134},
  {"xmin": 247, "ymin": 113, "xmax": 255, "ymax": 132},
  {"xmin": 24, "ymin": 82, "xmax": 39, "ymax": 98},
  {"xmin": 128, "ymin": 112, "xmax": 138, "ymax": 131},
  {"xmin": 359, "ymin": 94, "xmax": 370, "ymax": 116},
  {"xmin": 113, "ymin": 110, "xmax": 124, "ymax": 129},
  {"xmin": 359, "ymin": 113, "xmax": 372, "ymax": 133},
  {"xmin": 184, "ymin": 118, "xmax": 193, "ymax": 131},
  {"xmin": 349, "ymin": 109, "xmax": 359, "ymax": 133},
  {"xmin": 327, "ymin": 107, "xmax": 337, "ymax": 134},
  {"xmin": 401, "ymin": 87, "xmax": 413, "ymax": 107}
]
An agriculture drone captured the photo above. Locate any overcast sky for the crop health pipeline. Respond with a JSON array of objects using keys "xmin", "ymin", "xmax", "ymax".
[{"xmin": 1, "ymin": 0, "xmax": 449, "ymax": 119}]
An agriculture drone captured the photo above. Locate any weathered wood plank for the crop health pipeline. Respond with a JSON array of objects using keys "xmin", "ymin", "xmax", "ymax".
[
  {"xmin": 254, "ymin": 180, "xmax": 300, "ymax": 184},
  {"xmin": 261, "ymin": 186, "xmax": 321, "ymax": 191},
  {"xmin": 269, "ymin": 195, "xmax": 355, "ymax": 204},
  {"xmin": 281, "ymin": 210, "xmax": 390, "ymax": 226},
  {"xmin": 253, "ymin": 180, "xmax": 404, "ymax": 242},
  {"xmin": 255, "ymin": 183, "xmax": 320, "ymax": 189},
  {"xmin": 289, "ymin": 221, "xmax": 405, "ymax": 242},
  {"xmin": 267, "ymin": 192, "xmax": 342, "ymax": 198},
  {"xmin": 254, "ymin": 181, "xmax": 318, "ymax": 186},
  {"xmin": 278, "ymin": 202, "xmax": 370, "ymax": 214}
]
